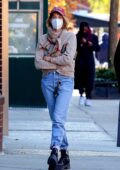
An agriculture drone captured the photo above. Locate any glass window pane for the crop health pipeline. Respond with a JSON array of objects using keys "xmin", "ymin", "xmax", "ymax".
[
  {"xmin": 9, "ymin": 12, "xmax": 37, "ymax": 54},
  {"xmin": 20, "ymin": 2, "xmax": 40, "ymax": 10},
  {"xmin": 9, "ymin": 2, "xmax": 17, "ymax": 9}
]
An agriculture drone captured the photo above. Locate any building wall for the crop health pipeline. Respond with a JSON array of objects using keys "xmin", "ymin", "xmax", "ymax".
[
  {"xmin": 2, "ymin": 0, "xmax": 8, "ymax": 135},
  {"xmin": 0, "ymin": 0, "xmax": 2, "ymax": 93},
  {"xmin": 0, "ymin": 0, "xmax": 48, "ymax": 134}
]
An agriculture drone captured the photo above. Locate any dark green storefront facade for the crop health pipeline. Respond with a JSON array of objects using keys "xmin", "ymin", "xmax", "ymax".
[{"xmin": 9, "ymin": 0, "xmax": 48, "ymax": 107}]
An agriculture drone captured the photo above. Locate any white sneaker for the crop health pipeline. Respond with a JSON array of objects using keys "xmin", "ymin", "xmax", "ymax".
[
  {"xmin": 85, "ymin": 99, "xmax": 92, "ymax": 106},
  {"xmin": 79, "ymin": 96, "xmax": 86, "ymax": 106}
]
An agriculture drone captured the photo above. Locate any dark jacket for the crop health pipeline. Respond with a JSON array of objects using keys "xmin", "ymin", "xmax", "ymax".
[
  {"xmin": 96, "ymin": 33, "xmax": 109, "ymax": 64},
  {"xmin": 114, "ymin": 39, "xmax": 120, "ymax": 92},
  {"xmin": 74, "ymin": 32, "xmax": 100, "ymax": 89}
]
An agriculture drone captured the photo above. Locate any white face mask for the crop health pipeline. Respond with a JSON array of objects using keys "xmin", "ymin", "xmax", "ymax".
[{"xmin": 51, "ymin": 18, "xmax": 63, "ymax": 30}]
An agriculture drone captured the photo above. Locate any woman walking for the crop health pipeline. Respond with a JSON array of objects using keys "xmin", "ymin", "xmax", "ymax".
[
  {"xmin": 75, "ymin": 22, "xmax": 99, "ymax": 106},
  {"xmin": 35, "ymin": 7, "xmax": 76, "ymax": 170}
]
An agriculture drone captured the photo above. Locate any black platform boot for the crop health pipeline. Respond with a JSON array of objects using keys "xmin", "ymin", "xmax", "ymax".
[
  {"xmin": 48, "ymin": 148, "xmax": 58, "ymax": 170},
  {"xmin": 58, "ymin": 149, "xmax": 70, "ymax": 169}
]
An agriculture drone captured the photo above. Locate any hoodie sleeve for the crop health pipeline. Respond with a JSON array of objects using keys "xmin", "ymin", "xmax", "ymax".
[
  {"xmin": 34, "ymin": 35, "xmax": 57, "ymax": 70},
  {"xmin": 50, "ymin": 32, "xmax": 77, "ymax": 66}
]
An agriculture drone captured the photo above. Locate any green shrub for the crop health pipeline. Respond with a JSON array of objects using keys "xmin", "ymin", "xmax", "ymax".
[{"xmin": 95, "ymin": 68, "xmax": 117, "ymax": 81}]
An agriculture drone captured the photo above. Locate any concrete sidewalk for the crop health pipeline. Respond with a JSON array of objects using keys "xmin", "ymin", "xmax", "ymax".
[{"xmin": 1, "ymin": 95, "xmax": 120, "ymax": 170}]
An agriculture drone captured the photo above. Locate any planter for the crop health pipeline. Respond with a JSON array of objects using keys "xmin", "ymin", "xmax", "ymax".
[{"xmin": 92, "ymin": 80, "xmax": 120, "ymax": 99}]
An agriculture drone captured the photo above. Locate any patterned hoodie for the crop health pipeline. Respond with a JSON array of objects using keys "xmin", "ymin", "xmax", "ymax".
[{"xmin": 35, "ymin": 29, "xmax": 77, "ymax": 78}]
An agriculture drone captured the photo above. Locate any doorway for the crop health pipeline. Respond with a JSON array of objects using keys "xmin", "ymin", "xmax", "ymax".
[{"xmin": 9, "ymin": 1, "xmax": 47, "ymax": 107}]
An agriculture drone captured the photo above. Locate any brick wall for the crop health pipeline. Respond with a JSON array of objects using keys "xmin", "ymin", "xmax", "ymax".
[
  {"xmin": 0, "ymin": 96, "xmax": 4, "ymax": 151},
  {"xmin": 0, "ymin": 0, "xmax": 5, "ymax": 152},
  {"xmin": 0, "ymin": 0, "xmax": 2, "ymax": 95}
]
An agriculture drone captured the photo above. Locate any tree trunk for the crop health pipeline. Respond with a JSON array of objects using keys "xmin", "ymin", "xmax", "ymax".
[{"xmin": 108, "ymin": 0, "xmax": 119, "ymax": 68}]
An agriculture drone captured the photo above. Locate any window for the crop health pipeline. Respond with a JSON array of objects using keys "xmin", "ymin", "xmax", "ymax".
[{"xmin": 9, "ymin": 12, "xmax": 37, "ymax": 54}]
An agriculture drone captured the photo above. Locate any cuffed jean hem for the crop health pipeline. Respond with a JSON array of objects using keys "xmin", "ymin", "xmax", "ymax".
[
  {"xmin": 50, "ymin": 145, "xmax": 60, "ymax": 151},
  {"xmin": 50, "ymin": 144, "xmax": 68, "ymax": 150}
]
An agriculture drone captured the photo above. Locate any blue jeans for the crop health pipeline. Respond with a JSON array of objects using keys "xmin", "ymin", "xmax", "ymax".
[{"xmin": 41, "ymin": 71, "xmax": 74, "ymax": 150}]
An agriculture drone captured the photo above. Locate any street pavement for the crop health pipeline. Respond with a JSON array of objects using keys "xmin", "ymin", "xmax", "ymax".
[{"xmin": 1, "ymin": 90, "xmax": 120, "ymax": 170}]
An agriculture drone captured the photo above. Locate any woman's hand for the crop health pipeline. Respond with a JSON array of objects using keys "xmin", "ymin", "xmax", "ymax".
[
  {"xmin": 81, "ymin": 38, "xmax": 87, "ymax": 43},
  {"xmin": 88, "ymin": 41, "xmax": 93, "ymax": 46},
  {"xmin": 43, "ymin": 55, "xmax": 51, "ymax": 62}
]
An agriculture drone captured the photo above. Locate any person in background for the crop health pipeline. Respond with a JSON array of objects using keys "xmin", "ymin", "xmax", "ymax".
[
  {"xmin": 35, "ymin": 7, "xmax": 76, "ymax": 170},
  {"xmin": 96, "ymin": 33, "xmax": 109, "ymax": 66},
  {"xmin": 75, "ymin": 22, "xmax": 100, "ymax": 106},
  {"xmin": 114, "ymin": 39, "xmax": 120, "ymax": 93}
]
